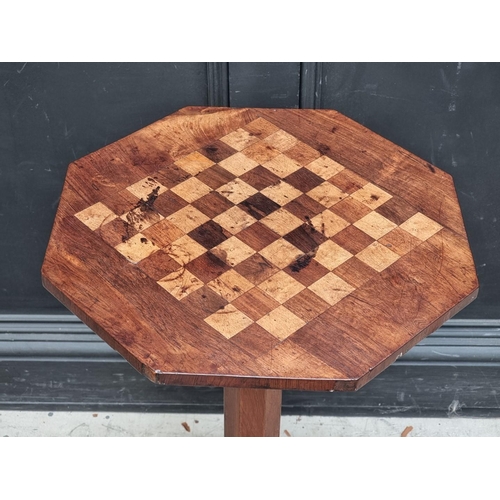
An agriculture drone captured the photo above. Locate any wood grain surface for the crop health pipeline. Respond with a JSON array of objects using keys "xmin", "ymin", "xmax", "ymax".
[
  {"xmin": 224, "ymin": 388, "xmax": 282, "ymax": 437},
  {"xmin": 42, "ymin": 107, "xmax": 479, "ymax": 391}
]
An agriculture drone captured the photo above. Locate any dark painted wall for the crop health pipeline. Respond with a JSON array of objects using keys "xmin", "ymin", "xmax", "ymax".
[
  {"xmin": 0, "ymin": 62, "xmax": 497, "ymax": 318},
  {"xmin": 0, "ymin": 62, "xmax": 208, "ymax": 313},
  {"xmin": 318, "ymin": 63, "xmax": 499, "ymax": 319}
]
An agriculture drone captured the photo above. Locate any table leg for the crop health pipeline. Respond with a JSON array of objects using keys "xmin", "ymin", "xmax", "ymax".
[{"xmin": 224, "ymin": 387, "xmax": 282, "ymax": 437}]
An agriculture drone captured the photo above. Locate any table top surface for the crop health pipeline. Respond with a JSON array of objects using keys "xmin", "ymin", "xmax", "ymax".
[{"xmin": 42, "ymin": 107, "xmax": 478, "ymax": 391}]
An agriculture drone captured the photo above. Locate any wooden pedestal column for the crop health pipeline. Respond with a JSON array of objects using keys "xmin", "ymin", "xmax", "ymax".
[{"xmin": 224, "ymin": 388, "xmax": 282, "ymax": 437}]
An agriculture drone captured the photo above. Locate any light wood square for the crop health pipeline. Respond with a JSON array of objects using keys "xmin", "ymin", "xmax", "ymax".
[
  {"xmin": 399, "ymin": 212, "xmax": 443, "ymax": 241},
  {"xmin": 314, "ymin": 240, "xmax": 353, "ymax": 270},
  {"xmin": 307, "ymin": 182, "xmax": 348, "ymax": 208},
  {"xmin": 241, "ymin": 141, "xmax": 281, "ymax": 164},
  {"xmin": 308, "ymin": 273, "xmax": 354, "ymax": 306},
  {"xmin": 166, "ymin": 205, "xmax": 210, "ymax": 233},
  {"xmin": 126, "ymin": 177, "xmax": 168, "ymax": 199},
  {"xmin": 353, "ymin": 211, "xmax": 397, "ymax": 240},
  {"xmin": 310, "ymin": 210, "xmax": 350, "ymax": 237},
  {"xmin": 216, "ymin": 178, "xmax": 258, "ymax": 204},
  {"xmin": 114, "ymin": 233, "xmax": 160, "ymax": 263},
  {"xmin": 211, "ymin": 236, "xmax": 256, "ymax": 267},
  {"xmin": 305, "ymin": 156, "xmax": 345, "ymax": 179},
  {"xmin": 157, "ymin": 268, "xmax": 204, "ymax": 300},
  {"xmin": 170, "ymin": 177, "xmax": 212, "ymax": 203},
  {"xmin": 219, "ymin": 152, "xmax": 259, "ymax": 176},
  {"xmin": 120, "ymin": 207, "xmax": 165, "ymax": 232},
  {"xmin": 204, "ymin": 304, "xmax": 254, "ymax": 339},
  {"xmin": 263, "ymin": 129, "xmax": 298, "ymax": 152},
  {"xmin": 174, "ymin": 151, "xmax": 215, "ymax": 175},
  {"xmin": 356, "ymin": 241, "xmax": 401, "ymax": 272},
  {"xmin": 220, "ymin": 128, "xmax": 260, "ymax": 151},
  {"xmin": 165, "ymin": 235, "xmax": 207, "ymax": 265},
  {"xmin": 258, "ymin": 270, "xmax": 305, "ymax": 304},
  {"xmin": 350, "ymin": 182, "xmax": 392, "ymax": 209},
  {"xmin": 260, "ymin": 180, "xmax": 302, "ymax": 206},
  {"xmin": 259, "ymin": 239, "xmax": 303, "ymax": 269},
  {"xmin": 257, "ymin": 306, "xmax": 305, "ymax": 340},
  {"xmin": 262, "ymin": 154, "xmax": 302, "ymax": 178},
  {"xmin": 75, "ymin": 202, "xmax": 116, "ymax": 231},
  {"xmin": 213, "ymin": 205, "xmax": 257, "ymax": 235},
  {"xmin": 207, "ymin": 269, "xmax": 254, "ymax": 302},
  {"xmin": 260, "ymin": 208, "xmax": 303, "ymax": 236}
]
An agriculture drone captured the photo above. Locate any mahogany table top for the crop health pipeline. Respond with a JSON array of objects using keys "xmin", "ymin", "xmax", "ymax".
[{"xmin": 42, "ymin": 107, "xmax": 478, "ymax": 391}]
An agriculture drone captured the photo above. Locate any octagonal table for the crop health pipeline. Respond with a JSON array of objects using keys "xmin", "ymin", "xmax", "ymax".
[{"xmin": 42, "ymin": 106, "xmax": 478, "ymax": 436}]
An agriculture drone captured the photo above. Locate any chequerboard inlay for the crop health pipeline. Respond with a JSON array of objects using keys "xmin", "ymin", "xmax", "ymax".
[{"xmin": 74, "ymin": 117, "xmax": 444, "ymax": 341}]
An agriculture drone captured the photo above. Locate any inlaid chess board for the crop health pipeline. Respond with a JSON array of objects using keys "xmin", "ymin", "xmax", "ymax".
[
  {"xmin": 43, "ymin": 107, "xmax": 478, "ymax": 391},
  {"xmin": 75, "ymin": 118, "xmax": 444, "ymax": 341}
]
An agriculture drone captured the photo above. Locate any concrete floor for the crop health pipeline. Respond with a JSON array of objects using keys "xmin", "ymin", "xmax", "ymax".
[{"xmin": 1, "ymin": 411, "xmax": 499, "ymax": 437}]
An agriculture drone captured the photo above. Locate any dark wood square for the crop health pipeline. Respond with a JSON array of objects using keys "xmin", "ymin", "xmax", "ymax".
[
  {"xmin": 332, "ymin": 257, "xmax": 379, "ymax": 288},
  {"xmin": 195, "ymin": 164, "xmax": 236, "ymax": 190},
  {"xmin": 329, "ymin": 196, "xmax": 372, "ymax": 223},
  {"xmin": 283, "ymin": 194, "xmax": 325, "ymax": 222},
  {"xmin": 239, "ymin": 165, "xmax": 281, "ymax": 191},
  {"xmin": 283, "ymin": 257, "xmax": 329, "ymax": 287},
  {"xmin": 378, "ymin": 227, "xmax": 422, "ymax": 256},
  {"xmin": 328, "ymin": 169, "xmax": 368, "ymax": 194},
  {"xmin": 242, "ymin": 117, "xmax": 280, "ymax": 138},
  {"xmin": 284, "ymin": 288, "xmax": 330, "ymax": 322},
  {"xmin": 200, "ymin": 141, "xmax": 238, "ymax": 163},
  {"xmin": 191, "ymin": 191, "xmax": 234, "ymax": 218},
  {"xmin": 283, "ymin": 223, "xmax": 327, "ymax": 253},
  {"xmin": 101, "ymin": 189, "xmax": 139, "ymax": 216},
  {"xmin": 188, "ymin": 220, "xmax": 230, "ymax": 249},
  {"xmin": 238, "ymin": 192, "xmax": 280, "ymax": 220},
  {"xmin": 181, "ymin": 285, "xmax": 228, "ymax": 318},
  {"xmin": 153, "ymin": 191, "xmax": 189, "ymax": 217},
  {"xmin": 138, "ymin": 250, "xmax": 182, "ymax": 281},
  {"xmin": 235, "ymin": 222, "xmax": 280, "ymax": 251},
  {"xmin": 284, "ymin": 168, "xmax": 324, "ymax": 192},
  {"xmin": 98, "ymin": 218, "xmax": 137, "ymax": 247},
  {"xmin": 156, "ymin": 164, "xmax": 191, "ymax": 189},
  {"xmin": 375, "ymin": 195, "xmax": 419, "ymax": 225},
  {"xmin": 331, "ymin": 225, "xmax": 375, "ymax": 254},
  {"xmin": 232, "ymin": 288, "xmax": 280, "ymax": 321},
  {"xmin": 230, "ymin": 323, "xmax": 280, "ymax": 358},
  {"xmin": 283, "ymin": 141, "xmax": 321, "ymax": 166},
  {"xmin": 185, "ymin": 252, "xmax": 230, "ymax": 283},
  {"xmin": 142, "ymin": 219, "xmax": 184, "ymax": 248},
  {"xmin": 233, "ymin": 253, "xmax": 279, "ymax": 285}
]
